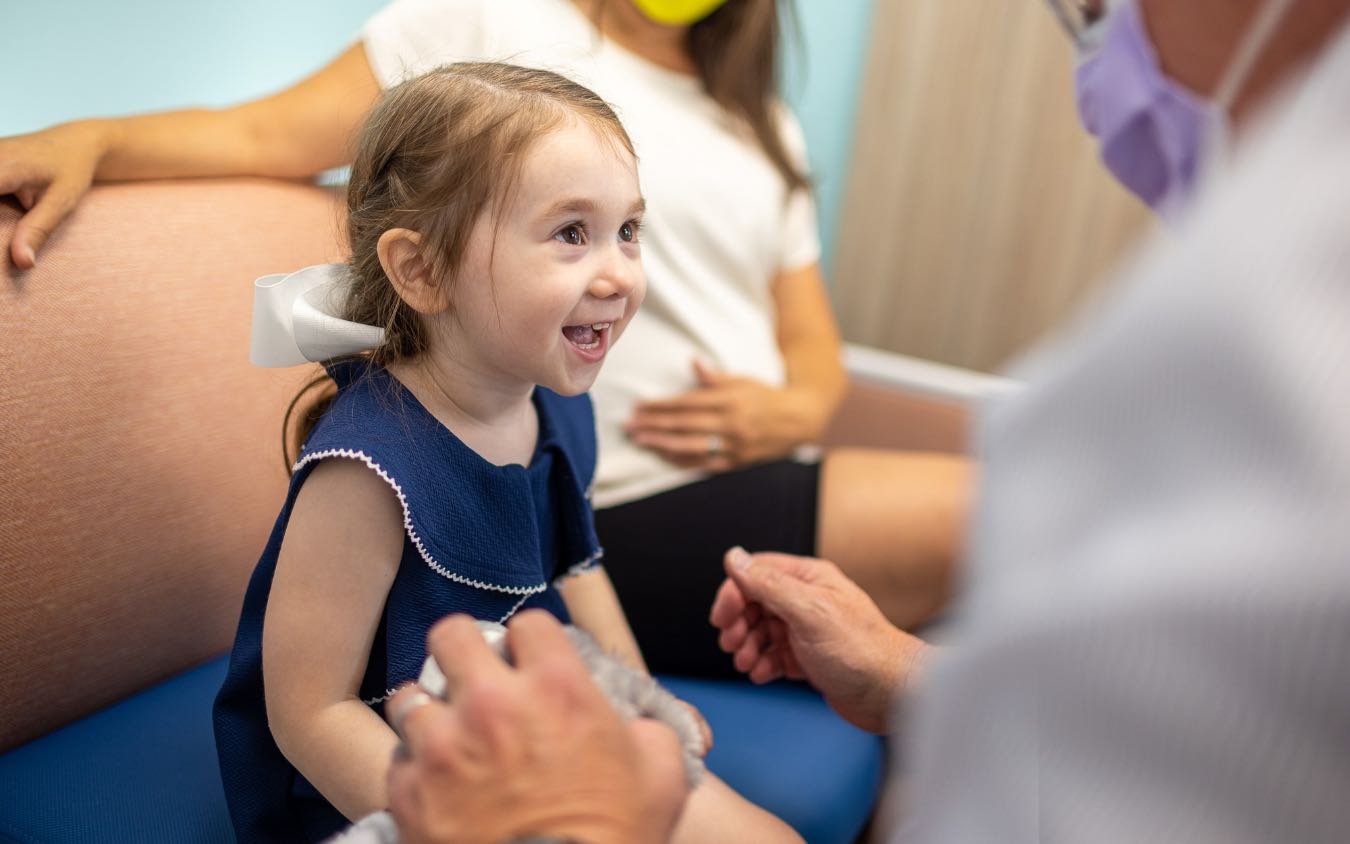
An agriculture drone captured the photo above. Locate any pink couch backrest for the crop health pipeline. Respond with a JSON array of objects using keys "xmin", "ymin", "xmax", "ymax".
[{"xmin": 0, "ymin": 179, "xmax": 345, "ymax": 750}]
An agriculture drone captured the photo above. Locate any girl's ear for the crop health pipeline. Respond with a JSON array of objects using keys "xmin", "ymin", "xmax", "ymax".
[{"xmin": 377, "ymin": 228, "xmax": 447, "ymax": 315}]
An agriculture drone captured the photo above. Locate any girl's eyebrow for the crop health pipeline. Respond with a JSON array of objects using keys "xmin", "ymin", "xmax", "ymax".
[{"xmin": 539, "ymin": 197, "xmax": 647, "ymax": 219}]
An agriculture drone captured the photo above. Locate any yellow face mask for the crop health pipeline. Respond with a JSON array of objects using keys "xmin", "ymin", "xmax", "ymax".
[{"xmin": 630, "ymin": 0, "xmax": 730, "ymax": 26}]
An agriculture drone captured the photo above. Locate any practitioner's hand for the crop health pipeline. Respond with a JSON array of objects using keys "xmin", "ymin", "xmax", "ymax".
[
  {"xmin": 386, "ymin": 611, "xmax": 688, "ymax": 844},
  {"xmin": 710, "ymin": 548, "xmax": 928, "ymax": 734},
  {"xmin": 0, "ymin": 122, "xmax": 107, "ymax": 269},
  {"xmin": 625, "ymin": 359, "xmax": 833, "ymax": 472}
]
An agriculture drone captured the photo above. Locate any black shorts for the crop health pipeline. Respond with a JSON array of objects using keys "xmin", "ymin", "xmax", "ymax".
[{"xmin": 595, "ymin": 459, "xmax": 820, "ymax": 679}]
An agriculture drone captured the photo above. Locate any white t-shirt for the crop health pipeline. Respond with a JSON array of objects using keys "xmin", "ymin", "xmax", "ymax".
[
  {"xmin": 362, "ymin": 0, "xmax": 821, "ymax": 507},
  {"xmin": 897, "ymin": 19, "xmax": 1350, "ymax": 844}
]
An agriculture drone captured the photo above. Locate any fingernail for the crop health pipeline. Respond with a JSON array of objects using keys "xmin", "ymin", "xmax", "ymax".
[
  {"xmin": 20, "ymin": 246, "xmax": 36, "ymax": 267},
  {"xmin": 728, "ymin": 546, "xmax": 751, "ymax": 573}
]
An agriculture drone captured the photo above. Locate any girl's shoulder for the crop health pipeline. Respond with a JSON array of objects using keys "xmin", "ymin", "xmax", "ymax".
[
  {"xmin": 297, "ymin": 362, "xmax": 424, "ymax": 461},
  {"xmin": 534, "ymin": 388, "xmax": 597, "ymax": 483},
  {"xmin": 295, "ymin": 370, "xmax": 597, "ymax": 492},
  {"xmin": 289, "ymin": 380, "xmax": 598, "ymax": 596}
]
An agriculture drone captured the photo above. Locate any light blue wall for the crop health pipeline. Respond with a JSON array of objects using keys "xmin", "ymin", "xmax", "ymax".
[
  {"xmin": 783, "ymin": 1, "xmax": 875, "ymax": 273},
  {"xmin": 3, "ymin": 0, "xmax": 873, "ymax": 272},
  {"xmin": 2, "ymin": 1, "xmax": 388, "ymax": 128}
]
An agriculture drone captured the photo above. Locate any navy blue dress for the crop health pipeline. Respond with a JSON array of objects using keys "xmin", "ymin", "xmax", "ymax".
[{"xmin": 213, "ymin": 361, "xmax": 603, "ymax": 842}]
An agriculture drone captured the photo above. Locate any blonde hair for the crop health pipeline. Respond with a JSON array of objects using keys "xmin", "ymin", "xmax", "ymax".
[{"xmin": 284, "ymin": 62, "xmax": 636, "ymax": 467}]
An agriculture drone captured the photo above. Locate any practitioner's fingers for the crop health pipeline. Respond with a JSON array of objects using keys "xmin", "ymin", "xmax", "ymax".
[
  {"xmin": 504, "ymin": 609, "xmax": 590, "ymax": 675},
  {"xmin": 717, "ymin": 615, "xmax": 750, "ymax": 654},
  {"xmin": 748, "ymin": 652, "xmax": 784, "ymax": 685},
  {"xmin": 425, "ymin": 614, "xmax": 511, "ymax": 699},
  {"xmin": 709, "ymin": 575, "xmax": 747, "ymax": 629},
  {"xmin": 732, "ymin": 622, "xmax": 771, "ymax": 674}
]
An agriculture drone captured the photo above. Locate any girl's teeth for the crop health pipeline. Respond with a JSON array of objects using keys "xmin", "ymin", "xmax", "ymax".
[{"xmin": 563, "ymin": 323, "xmax": 604, "ymax": 347}]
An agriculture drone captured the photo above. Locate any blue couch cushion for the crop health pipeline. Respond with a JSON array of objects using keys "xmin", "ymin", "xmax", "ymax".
[
  {"xmin": 0, "ymin": 658, "xmax": 235, "ymax": 844},
  {"xmin": 0, "ymin": 659, "xmax": 882, "ymax": 844}
]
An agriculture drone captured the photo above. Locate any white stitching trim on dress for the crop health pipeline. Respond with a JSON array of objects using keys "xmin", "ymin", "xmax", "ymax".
[
  {"xmin": 552, "ymin": 547, "xmax": 604, "ymax": 585},
  {"xmin": 294, "ymin": 448, "xmax": 547, "ymax": 597},
  {"xmin": 364, "ymin": 687, "xmax": 399, "ymax": 706},
  {"xmin": 367, "ymin": 548, "xmax": 598, "ymax": 704},
  {"xmin": 361, "ymin": 585, "xmax": 541, "ymax": 705},
  {"xmin": 497, "ymin": 592, "xmax": 533, "ymax": 623}
]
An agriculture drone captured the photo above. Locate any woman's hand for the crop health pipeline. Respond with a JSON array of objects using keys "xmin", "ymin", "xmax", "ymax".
[
  {"xmin": 625, "ymin": 359, "xmax": 835, "ymax": 472},
  {"xmin": 2, "ymin": 42, "xmax": 381, "ymax": 271},
  {"xmin": 0, "ymin": 121, "xmax": 108, "ymax": 268}
]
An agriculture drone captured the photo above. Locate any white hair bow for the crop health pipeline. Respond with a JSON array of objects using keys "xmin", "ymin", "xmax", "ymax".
[{"xmin": 250, "ymin": 263, "xmax": 386, "ymax": 367}]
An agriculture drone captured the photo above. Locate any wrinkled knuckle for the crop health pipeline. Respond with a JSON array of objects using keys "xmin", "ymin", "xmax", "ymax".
[
  {"xmin": 552, "ymin": 672, "xmax": 596, "ymax": 706},
  {"xmin": 535, "ymin": 657, "xmax": 592, "ymax": 704},
  {"xmin": 469, "ymin": 674, "xmax": 517, "ymax": 715},
  {"xmin": 806, "ymin": 591, "xmax": 837, "ymax": 622}
]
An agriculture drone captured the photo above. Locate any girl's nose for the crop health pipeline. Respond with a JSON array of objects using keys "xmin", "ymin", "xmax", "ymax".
[{"xmin": 589, "ymin": 249, "xmax": 641, "ymax": 300}]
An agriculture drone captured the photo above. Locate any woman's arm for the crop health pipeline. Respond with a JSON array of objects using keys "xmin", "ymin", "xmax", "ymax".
[
  {"xmin": 771, "ymin": 260, "xmax": 849, "ymax": 431},
  {"xmin": 96, "ymin": 43, "xmax": 379, "ymax": 180},
  {"xmin": 0, "ymin": 42, "xmax": 379, "ymax": 267},
  {"xmin": 263, "ymin": 457, "xmax": 406, "ymax": 821},
  {"xmin": 626, "ymin": 261, "xmax": 847, "ymax": 470},
  {"xmin": 557, "ymin": 567, "xmax": 648, "ymax": 674}
]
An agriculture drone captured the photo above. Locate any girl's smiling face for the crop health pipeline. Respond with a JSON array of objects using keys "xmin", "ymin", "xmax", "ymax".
[{"xmin": 433, "ymin": 116, "xmax": 646, "ymax": 398}]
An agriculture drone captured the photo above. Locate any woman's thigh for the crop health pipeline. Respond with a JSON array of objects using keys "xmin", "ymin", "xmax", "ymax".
[
  {"xmin": 596, "ymin": 460, "xmax": 820, "ymax": 678},
  {"xmin": 818, "ymin": 448, "xmax": 974, "ymax": 629}
]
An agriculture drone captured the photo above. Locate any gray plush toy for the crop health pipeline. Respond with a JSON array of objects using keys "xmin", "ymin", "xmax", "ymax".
[{"xmin": 329, "ymin": 621, "xmax": 706, "ymax": 844}]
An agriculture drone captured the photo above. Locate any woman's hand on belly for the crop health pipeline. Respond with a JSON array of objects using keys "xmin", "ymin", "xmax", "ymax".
[{"xmin": 624, "ymin": 359, "xmax": 833, "ymax": 472}]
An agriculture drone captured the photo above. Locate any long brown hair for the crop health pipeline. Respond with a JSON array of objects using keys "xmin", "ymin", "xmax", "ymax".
[
  {"xmin": 688, "ymin": 0, "xmax": 808, "ymax": 193},
  {"xmin": 282, "ymin": 62, "xmax": 636, "ymax": 469}
]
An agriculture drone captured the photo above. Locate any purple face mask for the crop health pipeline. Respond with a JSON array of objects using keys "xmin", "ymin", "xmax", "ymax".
[{"xmin": 1073, "ymin": 0, "xmax": 1295, "ymax": 222}]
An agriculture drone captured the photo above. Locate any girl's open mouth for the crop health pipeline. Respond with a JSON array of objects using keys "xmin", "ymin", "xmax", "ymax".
[{"xmin": 562, "ymin": 322, "xmax": 612, "ymax": 361}]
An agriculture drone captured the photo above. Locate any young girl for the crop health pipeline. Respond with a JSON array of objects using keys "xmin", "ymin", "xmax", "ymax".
[
  {"xmin": 212, "ymin": 63, "xmax": 796, "ymax": 843},
  {"xmin": 7, "ymin": 0, "xmax": 970, "ymax": 687}
]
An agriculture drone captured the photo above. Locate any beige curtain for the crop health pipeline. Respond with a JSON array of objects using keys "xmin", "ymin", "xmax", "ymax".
[{"xmin": 832, "ymin": 0, "xmax": 1153, "ymax": 373}]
